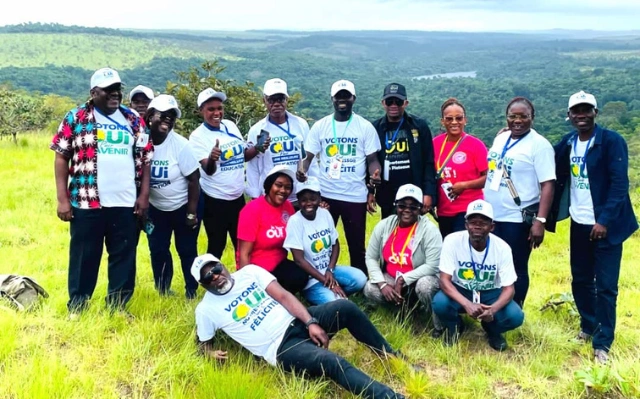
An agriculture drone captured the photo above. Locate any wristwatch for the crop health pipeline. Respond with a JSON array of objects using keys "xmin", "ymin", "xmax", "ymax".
[
  {"xmin": 305, "ymin": 317, "xmax": 319, "ymax": 329},
  {"xmin": 186, "ymin": 213, "xmax": 197, "ymax": 220},
  {"xmin": 326, "ymin": 268, "xmax": 334, "ymax": 274},
  {"xmin": 535, "ymin": 216, "xmax": 546, "ymax": 224}
]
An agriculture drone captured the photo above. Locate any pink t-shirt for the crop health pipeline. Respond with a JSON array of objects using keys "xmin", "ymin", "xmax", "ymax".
[
  {"xmin": 433, "ymin": 133, "xmax": 488, "ymax": 217},
  {"xmin": 382, "ymin": 225, "xmax": 415, "ymax": 278},
  {"xmin": 237, "ymin": 196, "xmax": 295, "ymax": 272}
]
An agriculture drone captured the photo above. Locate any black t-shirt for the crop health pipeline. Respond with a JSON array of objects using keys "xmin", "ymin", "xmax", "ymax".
[{"xmin": 384, "ymin": 121, "xmax": 412, "ymax": 185}]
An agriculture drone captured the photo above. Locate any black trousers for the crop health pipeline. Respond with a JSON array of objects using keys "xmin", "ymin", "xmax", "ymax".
[
  {"xmin": 202, "ymin": 194, "xmax": 245, "ymax": 259},
  {"xmin": 276, "ymin": 300, "xmax": 403, "ymax": 399},
  {"xmin": 68, "ymin": 207, "xmax": 137, "ymax": 311},
  {"xmin": 271, "ymin": 259, "xmax": 310, "ymax": 295}
]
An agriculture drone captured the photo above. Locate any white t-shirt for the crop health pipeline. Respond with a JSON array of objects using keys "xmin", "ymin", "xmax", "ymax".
[
  {"xmin": 189, "ymin": 120, "xmax": 246, "ymax": 200},
  {"xmin": 246, "ymin": 112, "xmax": 318, "ymax": 200},
  {"xmin": 483, "ymin": 129, "xmax": 556, "ymax": 222},
  {"xmin": 569, "ymin": 137, "xmax": 596, "ymax": 225},
  {"xmin": 149, "ymin": 131, "xmax": 200, "ymax": 211},
  {"xmin": 94, "ymin": 110, "xmax": 137, "ymax": 207},
  {"xmin": 195, "ymin": 265, "xmax": 295, "ymax": 366},
  {"xmin": 439, "ymin": 231, "xmax": 517, "ymax": 291},
  {"xmin": 283, "ymin": 208, "xmax": 339, "ymax": 290},
  {"xmin": 305, "ymin": 113, "xmax": 381, "ymax": 203}
]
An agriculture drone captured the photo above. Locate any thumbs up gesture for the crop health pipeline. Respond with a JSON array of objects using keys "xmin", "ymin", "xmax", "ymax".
[
  {"xmin": 210, "ymin": 139, "xmax": 221, "ymax": 162},
  {"xmin": 369, "ymin": 168, "xmax": 381, "ymax": 188}
]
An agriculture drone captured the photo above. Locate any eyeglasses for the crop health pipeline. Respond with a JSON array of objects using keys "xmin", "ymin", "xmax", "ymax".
[
  {"xmin": 506, "ymin": 114, "xmax": 531, "ymax": 121},
  {"xmin": 384, "ymin": 98, "xmax": 404, "ymax": 106},
  {"xmin": 396, "ymin": 203, "xmax": 421, "ymax": 212},
  {"xmin": 443, "ymin": 116, "xmax": 465, "ymax": 123},
  {"xmin": 266, "ymin": 95, "xmax": 287, "ymax": 104},
  {"xmin": 201, "ymin": 263, "xmax": 224, "ymax": 284}
]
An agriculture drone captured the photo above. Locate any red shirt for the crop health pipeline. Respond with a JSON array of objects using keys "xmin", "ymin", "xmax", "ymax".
[
  {"xmin": 237, "ymin": 196, "xmax": 295, "ymax": 272},
  {"xmin": 382, "ymin": 224, "xmax": 416, "ymax": 278},
  {"xmin": 433, "ymin": 133, "xmax": 488, "ymax": 217}
]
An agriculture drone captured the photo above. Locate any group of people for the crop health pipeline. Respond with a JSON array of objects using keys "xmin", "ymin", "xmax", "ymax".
[{"xmin": 50, "ymin": 66, "xmax": 637, "ymax": 398}]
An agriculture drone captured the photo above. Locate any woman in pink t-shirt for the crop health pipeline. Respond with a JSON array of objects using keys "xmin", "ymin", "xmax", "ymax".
[
  {"xmin": 433, "ymin": 98, "xmax": 489, "ymax": 238},
  {"xmin": 237, "ymin": 165, "xmax": 309, "ymax": 294}
]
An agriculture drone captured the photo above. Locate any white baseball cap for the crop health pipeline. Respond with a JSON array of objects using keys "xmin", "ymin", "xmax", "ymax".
[
  {"xmin": 128, "ymin": 85, "xmax": 155, "ymax": 102},
  {"xmin": 330, "ymin": 80, "xmax": 356, "ymax": 97},
  {"xmin": 465, "ymin": 199, "xmax": 494, "ymax": 220},
  {"xmin": 266, "ymin": 165, "xmax": 296, "ymax": 183},
  {"xmin": 191, "ymin": 254, "xmax": 221, "ymax": 282},
  {"xmin": 197, "ymin": 88, "xmax": 228, "ymax": 108},
  {"xmin": 148, "ymin": 94, "xmax": 181, "ymax": 118},
  {"xmin": 263, "ymin": 78, "xmax": 289, "ymax": 97},
  {"xmin": 568, "ymin": 91, "xmax": 597, "ymax": 110},
  {"xmin": 296, "ymin": 176, "xmax": 321, "ymax": 195},
  {"xmin": 90, "ymin": 67, "xmax": 121, "ymax": 89},
  {"xmin": 395, "ymin": 184, "xmax": 423, "ymax": 204}
]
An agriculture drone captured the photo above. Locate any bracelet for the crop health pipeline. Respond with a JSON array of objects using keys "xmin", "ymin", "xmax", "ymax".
[
  {"xmin": 379, "ymin": 283, "xmax": 388, "ymax": 290},
  {"xmin": 326, "ymin": 268, "xmax": 334, "ymax": 274}
]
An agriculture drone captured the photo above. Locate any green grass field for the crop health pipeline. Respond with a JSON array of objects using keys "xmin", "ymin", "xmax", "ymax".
[
  {"xmin": 1, "ymin": 134, "xmax": 639, "ymax": 398},
  {"xmin": 0, "ymin": 33, "xmax": 230, "ymax": 70}
]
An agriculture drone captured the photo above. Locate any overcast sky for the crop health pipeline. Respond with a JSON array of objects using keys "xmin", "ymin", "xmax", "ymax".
[{"xmin": 3, "ymin": 0, "xmax": 639, "ymax": 32}]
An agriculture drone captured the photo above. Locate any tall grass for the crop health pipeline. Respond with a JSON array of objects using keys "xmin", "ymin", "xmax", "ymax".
[{"xmin": 1, "ymin": 134, "xmax": 639, "ymax": 398}]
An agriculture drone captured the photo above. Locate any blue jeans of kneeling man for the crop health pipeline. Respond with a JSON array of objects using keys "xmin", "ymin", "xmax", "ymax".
[
  {"xmin": 433, "ymin": 285, "xmax": 524, "ymax": 336},
  {"xmin": 303, "ymin": 266, "xmax": 367, "ymax": 305}
]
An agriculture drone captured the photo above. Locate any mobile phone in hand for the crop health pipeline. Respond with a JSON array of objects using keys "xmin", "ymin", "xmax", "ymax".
[{"xmin": 257, "ymin": 129, "xmax": 270, "ymax": 148}]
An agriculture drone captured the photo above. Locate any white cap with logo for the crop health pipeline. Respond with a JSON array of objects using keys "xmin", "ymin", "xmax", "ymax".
[
  {"xmin": 296, "ymin": 176, "xmax": 321, "ymax": 195},
  {"xmin": 465, "ymin": 199, "xmax": 494, "ymax": 220},
  {"xmin": 90, "ymin": 67, "xmax": 121, "ymax": 89},
  {"xmin": 395, "ymin": 184, "xmax": 423, "ymax": 205},
  {"xmin": 330, "ymin": 80, "xmax": 356, "ymax": 97},
  {"xmin": 148, "ymin": 94, "xmax": 182, "ymax": 118},
  {"xmin": 266, "ymin": 164, "xmax": 296, "ymax": 183},
  {"xmin": 263, "ymin": 78, "xmax": 289, "ymax": 97},
  {"xmin": 128, "ymin": 85, "xmax": 155, "ymax": 102},
  {"xmin": 568, "ymin": 90, "xmax": 598, "ymax": 110},
  {"xmin": 191, "ymin": 253, "xmax": 221, "ymax": 282},
  {"xmin": 197, "ymin": 87, "xmax": 228, "ymax": 108}
]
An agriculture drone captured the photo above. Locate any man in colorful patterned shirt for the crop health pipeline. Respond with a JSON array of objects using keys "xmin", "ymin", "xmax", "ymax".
[{"xmin": 50, "ymin": 67, "xmax": 153, "ymax": 316}]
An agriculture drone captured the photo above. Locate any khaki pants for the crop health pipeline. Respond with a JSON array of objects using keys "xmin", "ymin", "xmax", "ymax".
[{"xmin": 363, "ymin": 273, "xmax": 442, "ymax": 330}]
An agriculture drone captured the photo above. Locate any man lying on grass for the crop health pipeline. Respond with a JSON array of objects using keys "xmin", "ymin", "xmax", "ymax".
[{"xmin": 192, "ymin": 254, "xmax": 406, "ymax": 399}]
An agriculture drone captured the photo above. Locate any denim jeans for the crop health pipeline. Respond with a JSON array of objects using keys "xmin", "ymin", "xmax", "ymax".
[
  {"xmin": 492, "ymin": 221, "xmax": 532, "ymax": 307},
  {"xmin": 68, "ymin": 207, "xmax": 137, "ymax": 311},
  {"xmin": 147, "ymin": 203, "xmax": 200, "ymax": 297},
  {"xmin": 303, "ymin": 266, "xmax": 367, "ymax": 305},
  {"xmin": 276, "ymin": 300, "xmax": 403, "ymax": 399},
  {"xmin": 432, "ymin": 285, "xmax": 524, "ymax": 336},
  {"xmin": 323, "ymin": 198, "xmax": 368, "ymax": 275},
  {"xmin": 570, "ymin": 221, "xmax": 623, "ymax": 351}
]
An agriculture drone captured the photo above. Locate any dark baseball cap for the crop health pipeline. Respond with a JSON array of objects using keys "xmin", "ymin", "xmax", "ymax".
[{"xmin": 382, "ymin": 83, "xmax": 407, "ymax": 100}]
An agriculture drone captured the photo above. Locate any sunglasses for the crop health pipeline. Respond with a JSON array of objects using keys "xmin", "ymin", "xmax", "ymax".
[
  {"xmin": 506, "ymin": 114, "xmax": 531, "ymax": 121},
  {"xmin": 266, "ymin": 95, "xmax": 287, "ymax": 104},
  {"xmin": 155, "ymin": 110, "xmax": 177, "ymax": 121},
  {"xmin": 384, "ymin": 98, "xmax": 404, "ymax": 106},
  {"xmin": 443, "ymin": 116, "xmax": 465, "ymax": 123},
  {"xmin": 396, "ymin": 203, "xmax": 421, "ymax": 212},
  {"xmin": 201, "ymin": 263, "xmax": 224, "ymax": 284}
]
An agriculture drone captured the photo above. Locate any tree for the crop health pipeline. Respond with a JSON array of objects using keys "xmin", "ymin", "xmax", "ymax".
[
  {"xmin": 0, "ymin": 87, "xmax": 53, "ymax": 144},
  {"xmin": 166, "ymin": 61, "xmax": 300, "ymax": 138}
]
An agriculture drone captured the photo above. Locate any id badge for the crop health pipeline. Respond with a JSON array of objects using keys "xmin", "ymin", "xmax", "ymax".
[
  {"xmin": 488, "ymin": 168, "xmax": 502, "ymax": 191},
  {"xmin": 328, "ymin": 156, "xmax": 342, "ymax": 180},
  {"xmin": 383, "ymin": 159, "xmax": 390, "ymax": 181},
  {"xmin": 472, "ymin": 290, "xmax": 481, "ymax": 304},
  {"xmin": 136, "ymin": 133, "xmax": 149, "ymax": 148},
  {"xmin": 441, "ymin": 182, "xmax": 454, "ymax": 201}
]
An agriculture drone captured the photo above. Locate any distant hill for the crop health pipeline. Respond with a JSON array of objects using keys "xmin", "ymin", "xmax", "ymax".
[{"xmin": 1, "ymin": 22, "xmax": 639, "ymax": 168}]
